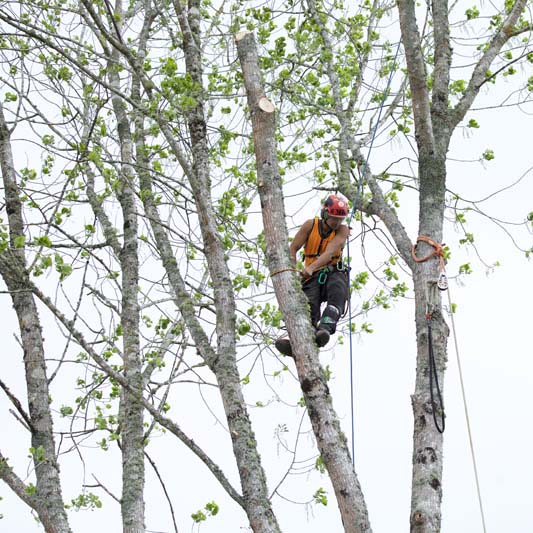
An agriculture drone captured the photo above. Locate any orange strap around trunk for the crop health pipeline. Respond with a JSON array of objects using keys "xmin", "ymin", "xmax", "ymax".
[{"xmin": 412, "ymin": 235, "xmax": 445, "ymax": 272}]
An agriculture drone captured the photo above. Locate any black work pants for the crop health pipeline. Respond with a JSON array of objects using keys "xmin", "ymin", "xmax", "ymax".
[{"xmin": 302, "ymin": 269, "xmax": 349, "ymax": 333}]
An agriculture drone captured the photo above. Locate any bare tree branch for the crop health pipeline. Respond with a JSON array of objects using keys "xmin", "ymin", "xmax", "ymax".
[
  {"xmin": 26, "ymin": 277, "xmax": 245, "ymax": 509},
  {"xmin": 431, "ymin": 0, "xmax": 452, "ymax": 128},
  {"xmin": 0, "ymin": 451, "xmax": 39, "ymax": 510},
  {"xmin": 397, "ymin": 0, "xmax": 435, "ymax": 153},
  {"xmin": 0, "ymin": 378, "xmax": 34, "ymax": 432},
  {"xmin": 450, "ymin": 0, "xmax": 529, "ymax": 130}
]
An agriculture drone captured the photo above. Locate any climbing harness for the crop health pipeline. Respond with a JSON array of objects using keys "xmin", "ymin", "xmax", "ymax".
[{"xmin": 303, "ymin": 218, "xmax": 343, "ymax": 267}]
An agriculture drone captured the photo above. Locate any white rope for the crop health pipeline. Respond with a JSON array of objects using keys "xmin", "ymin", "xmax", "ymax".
[{"xmin": 446, "ymin": 288, "xmax": 487, "ymax": 533}]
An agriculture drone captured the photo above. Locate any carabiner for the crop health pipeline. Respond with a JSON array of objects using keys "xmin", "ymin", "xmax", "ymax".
[
  {"xmin": 317, "ymin": 269, "xmax": 328, "ymax": 285},
  {"xmin": 437, "ymin": 271, "xmax": 448, "ymax": 291}
]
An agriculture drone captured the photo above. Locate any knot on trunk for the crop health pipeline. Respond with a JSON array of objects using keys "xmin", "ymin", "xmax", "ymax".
[
  {"xmin": 301, "ymin": 375, "xmax": 328, "ymax": 396},
  {"xmin": 415, "ymin": 446, "xmax": 437, "ymax": 464},
  {"xmin": 411, "ymin": 510, "xmax": 425, "ymax": 527},
  {"xmin": 430, "ymin": 477, "xmax": 441, "ymax": 491}
]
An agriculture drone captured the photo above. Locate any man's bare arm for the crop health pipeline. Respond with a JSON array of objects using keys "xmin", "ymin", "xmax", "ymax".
[{"xmin": 303, "ymin": 224, "xmax": 349, "ymax": 276}]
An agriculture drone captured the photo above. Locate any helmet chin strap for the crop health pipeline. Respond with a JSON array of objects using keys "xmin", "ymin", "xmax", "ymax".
[{"xmin": 321, "ymin": 217, "xmax": 338, "ymax": 238}]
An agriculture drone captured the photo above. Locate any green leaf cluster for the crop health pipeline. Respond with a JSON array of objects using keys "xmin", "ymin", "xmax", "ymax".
[{"xmin": 192, "ymin": 500, "xmax": 219, "ymax": 523}]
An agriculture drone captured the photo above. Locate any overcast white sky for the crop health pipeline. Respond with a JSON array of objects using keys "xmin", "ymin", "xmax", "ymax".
[
  {"xmin": 3, "ymin": 108, "xmax": 531, "ymax": 533},
  {"xmin": 1, "ymin": 6, "xmax": 533, "ymax": 533}
]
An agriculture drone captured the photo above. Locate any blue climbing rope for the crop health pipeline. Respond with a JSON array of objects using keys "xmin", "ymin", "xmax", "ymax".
[{"xmin": 345, "ymin": 40, "xmax": 402, "ymax": 466}]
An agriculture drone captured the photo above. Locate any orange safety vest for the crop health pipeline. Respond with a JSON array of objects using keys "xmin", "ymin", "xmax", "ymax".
[{"xmin": 303, "ymin": 218, "xmax": 343, "ymax": 268}]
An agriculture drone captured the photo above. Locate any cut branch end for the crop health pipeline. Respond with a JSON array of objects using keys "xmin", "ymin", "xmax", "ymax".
[
  {"xmin": 235, "ymin": 31, "xmax": 251, "ymax": 42},
  {"xmin": 258, "ymin": 96, "xmax": 275, "ymax": 113}
]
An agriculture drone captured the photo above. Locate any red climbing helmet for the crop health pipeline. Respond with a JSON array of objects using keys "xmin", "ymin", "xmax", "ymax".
[{"xmin": 322, "ymin": 194, "xmax": 348, "ymax": 219}]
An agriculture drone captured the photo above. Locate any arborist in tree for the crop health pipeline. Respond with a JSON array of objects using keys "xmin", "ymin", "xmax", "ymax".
[{"xmin": 275, "ymin": 194, "xmax": 350, "ymax": 357}]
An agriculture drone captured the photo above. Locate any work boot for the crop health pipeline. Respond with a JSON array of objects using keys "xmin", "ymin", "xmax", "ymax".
[
  {"xmin": 275, "ymin": 337, "xmax": 293, "ymax": 357},
  {"xmin": 315, "ymin": 329, "xmax": 330, "ymax": 348},
  {"xmin": 318, "ymin": 305, "xmax": 340, "ymax": 334}
]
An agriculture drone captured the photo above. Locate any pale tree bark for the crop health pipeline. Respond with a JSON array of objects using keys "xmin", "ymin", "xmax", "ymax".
[
  {"xmin": 300, "ymin": 1, "xmax": 446, "ymax": 526},
  {"xmin": 0, "ymin": 104, "xmax": 71, "ymax": 532},
  {"xmin": 396, "ymin": 0, "xmax": 528, "ymax": 530},
  {"xmin": 2, "ymin": 1, "xmax": 281, "ymax": 529},
  {"xmin": 236, "ymin": 31, "xmax": 371, "ymax": 533},
  {"xmin": 111, "ymin": 70, "xmax": 146, "ymax": 533},
  {"xmin": 162, "ymin": 3, "xmax": 281, "ymax": 532},
  {"xmin": 397, "ymin": 8, "xmax": 449, "ymax": 527},
  {"xmin": 23, "ymin": 275, "xmax": 244, "ymax": 508},
  {"xmin": 106, "ymin": 2, "xmax": 146, "ymax": 531},
  {"xmin": 75, "ymin": 0, "xmax": 147, "ymax": 528},
  {"xmin": 134, "ymin": 106, "xmax": 252, "ymax": 508}
]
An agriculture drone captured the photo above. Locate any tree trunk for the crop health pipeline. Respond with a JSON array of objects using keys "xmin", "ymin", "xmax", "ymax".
[
  {"xmin": 0, "ymin": 105, "xmax": 71, "ymax": 533},
  {"xmin": 410, "ymin": 272, "xmax": 448, "ymax": 532},
  {"xmin": 409, "ymin": 153, "xmax": 450, "ymax": 532},
  {"xmin": 170, "ymin": 5, "xmax": 281, "ymax": 532},
  {"xmin": 397, "ymin": 0, "xmax": 527, "ymax": 527},
  {"xmin": 236, "ymin": 31, "xmax": 372, "ymax": 533},
  {"xmin": 108, "ymin": 22, "xmax": 146, "ymax": 530}
]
